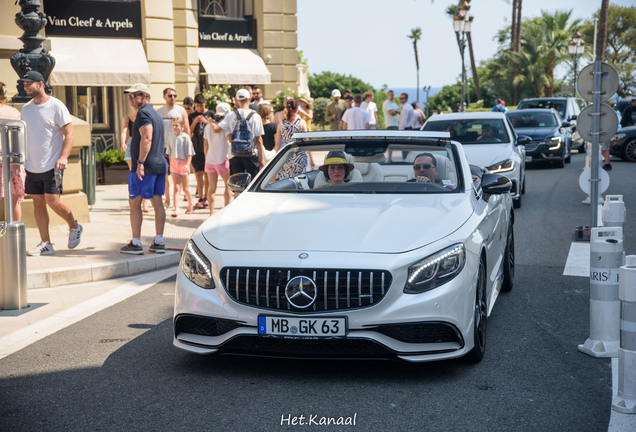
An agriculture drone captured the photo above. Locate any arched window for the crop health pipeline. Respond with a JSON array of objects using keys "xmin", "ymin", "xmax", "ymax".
[{"xmin": 200, "ymin": 0, "xmax": 244, "ymax": 18}]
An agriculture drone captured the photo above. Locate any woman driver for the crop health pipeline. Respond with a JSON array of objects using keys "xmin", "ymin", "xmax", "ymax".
[{"xmin": 316, "ymin": 151, "xmax": 354, "ymax": 188}]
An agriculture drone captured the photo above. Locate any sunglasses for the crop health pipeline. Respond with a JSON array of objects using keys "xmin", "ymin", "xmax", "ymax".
[
  {"xmin": 167, "ymin": 94, "xmax": 177, "ymax": 98},
  {"xmin": 414, "ymin": 163, "xmax": 434, "ymax": 170},
  {"xmin": 128, "ymin": 92, "xmax": 143, "ymax": 99}
]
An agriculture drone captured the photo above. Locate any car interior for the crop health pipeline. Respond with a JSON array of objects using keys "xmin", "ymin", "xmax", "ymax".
[
  {"xmin": 257, "ymin": 144, "xmax": 460, "ymax": 193},
  {"xmin": 423, "ymin": 119, "xmax": 510, "ymax": 144},
  {"xmin": 507, "ymin": 112, "xmax": 558, "ymax": 128}
]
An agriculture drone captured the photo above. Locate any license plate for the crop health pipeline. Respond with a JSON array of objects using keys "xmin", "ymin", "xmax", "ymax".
[
  {"xmin": 525, "ymin": 156, "xmax": 533, "ymax": 162},
  {"xmin": 258, "ymin": 316, "xmax": 346, "ymax": 338}
]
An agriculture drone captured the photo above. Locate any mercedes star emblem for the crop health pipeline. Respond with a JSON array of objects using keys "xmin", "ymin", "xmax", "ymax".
[
  {"xmin": 285, "ymin": 276, "xmax": 317, "ymax": 309},
  {"xmin": 299, "ymin": 253, "xmax": 309, "ymax": 259}
]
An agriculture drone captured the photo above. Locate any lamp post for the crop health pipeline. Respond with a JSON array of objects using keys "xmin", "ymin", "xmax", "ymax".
[
  {"xmin": 453, "ymin": 1, "xmax": 472, "ymax": 112},
  {"xmin": 568, "ymin": 31, "xmax": 585, "ymax": 97},
  {"xmin": 423, "ymin": 85, "xmax": 431, "ymax": 118}
]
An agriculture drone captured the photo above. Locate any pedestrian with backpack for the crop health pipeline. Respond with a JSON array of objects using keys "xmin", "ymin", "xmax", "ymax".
[
  {"xmin": 208, "ymin": 88, "xmax": 264, "ymax": 179},
  {"xmin": 492, "ymin": 99, "xmax": 507, "ymax": 113}
]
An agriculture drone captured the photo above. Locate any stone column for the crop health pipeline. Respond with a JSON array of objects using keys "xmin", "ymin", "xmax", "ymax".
[
  {"xmin": 10, "ymin": 0, "xmax": 56, "ymax": 101},
  {"xmin": 255, "ymin": 0, "xmax": 298, "ymax": 100},
  {"xmin": 141, "ymin": 0, "xmax": 176, "ymax": 104},
  {"xmin": 172, "ymin": 0, "xmax": 199, "ymax": 99}
]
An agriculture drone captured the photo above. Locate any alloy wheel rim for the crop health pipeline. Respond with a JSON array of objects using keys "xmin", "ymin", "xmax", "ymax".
[
  {"xmin": 626, "ymin": 141, "xmax": 636, "ymax": 162},
  {"xmin": 475, "ymin": 261, "xmax": 487, "ymax": 352},
  {"xmin": 509, "ymin": 228, "xmax": 515, "ymax": 282}
]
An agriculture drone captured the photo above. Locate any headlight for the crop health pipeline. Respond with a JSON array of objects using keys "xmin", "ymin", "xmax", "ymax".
[
  {"xmin": 487, "ymin": 159, "xmax": 514, "ymax": 173},
  {"xmin": 405, "ymin": 244, "xmax": 466, "ymax": 294},
  {"xmin": 181, "ymin": 240, "xmax": 215, "ymax": 289},
  {"xmin": 548, "ymin": 137, "xmax": 562, "ymax": 150},
  {"xmin": 611, "ymin": 133, "xmax": 626, "ymax": 142}
]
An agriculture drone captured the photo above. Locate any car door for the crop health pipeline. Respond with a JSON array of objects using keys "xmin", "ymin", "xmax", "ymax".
[{"xmin": 505, "ymin": 116, "xmax": 525, "ymax": 183}]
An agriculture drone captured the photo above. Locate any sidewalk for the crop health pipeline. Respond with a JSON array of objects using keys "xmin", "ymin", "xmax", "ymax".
[{"xmin": 24, "ymin": 173, "xmax": 220, "ymax": 288}]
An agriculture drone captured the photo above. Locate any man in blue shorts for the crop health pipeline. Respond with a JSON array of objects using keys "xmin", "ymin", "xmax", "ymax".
[{"xmin": 121, "ymin": 83, "xmax": 167, "ymax": 254}]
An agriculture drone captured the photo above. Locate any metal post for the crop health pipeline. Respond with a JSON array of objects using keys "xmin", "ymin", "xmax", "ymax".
[
  {"xmin": 590, "ymin": 61, "xmax": 602, "ymax": 228},
  {"xmin": 573, "ymin": 53, "xmax": 578, "ymax": 97},
  {"xmin": 0, "ymin": 121, "xmax": 28, "ymax": 310},
  {"xmin": 460, "ymin": 33, "xmax": 466, "ymax": 112}
]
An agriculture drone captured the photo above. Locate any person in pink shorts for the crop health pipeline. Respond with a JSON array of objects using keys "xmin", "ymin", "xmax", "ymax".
[
  {"xmin": 203, "ymin": 102, "xmax": 232, "ymax": 215},
  {"xmin": 166, "ymin": 117, "xmax": 194, "ymax": 217},
  {"xmin": 0, "ymin": 82, "xmax": 26, "ymax": 221}
]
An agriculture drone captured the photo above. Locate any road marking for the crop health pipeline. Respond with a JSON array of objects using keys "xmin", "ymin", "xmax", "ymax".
[
  {"xmin": 0, "ymin": 267, "xmax": 177, "ymax": 360},
  {"xmin": 563, "ymin": 242, "xmax": 590, "ymax": 277}
]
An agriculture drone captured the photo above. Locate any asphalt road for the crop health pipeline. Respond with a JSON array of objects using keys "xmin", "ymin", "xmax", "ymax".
[{"xmin": 1, "ymin": 151, "xmax": 634, "ymax": 432}]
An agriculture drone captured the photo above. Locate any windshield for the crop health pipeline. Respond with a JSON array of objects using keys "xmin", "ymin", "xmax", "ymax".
[
  {"xmin": 507, "ymin": 111, "xmax": 558, "ymax": 128},
  {"xmin": 517, "ymin": 100, "xmax": 566, "ymax": 118},
  {"xmin": 422, "ymin": 119, "xmax": 509, "ymax": 144},
  {"xmin": 252, "ymin": 142, "xmax": 461, "ymax": 194}
]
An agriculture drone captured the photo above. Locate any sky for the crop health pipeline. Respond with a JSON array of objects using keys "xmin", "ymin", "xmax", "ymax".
[{"xmin": 297, "ymin": 0, "xmax": 634, "ymax": 91}]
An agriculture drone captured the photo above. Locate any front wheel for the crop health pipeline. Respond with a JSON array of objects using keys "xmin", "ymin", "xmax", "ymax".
[
  {"xmin": 622, "ymin": 139, "xmax": 636, "ymax": 162},
  {"xmin": 466, "ymin": 258, "xmax": 488, "ymax": 362},
  {"xmin": 502, "ymin": 221, "xmax": 514, "ymax": 292},
  {"xmin": 555, "ymin": 158, "xmax": 565, "ymax": 168},
  {"xmin": 513, "ymin": 193, "xmax": 521, "ymax": 209}
]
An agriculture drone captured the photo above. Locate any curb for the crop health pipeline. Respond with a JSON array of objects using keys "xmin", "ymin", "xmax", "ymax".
[{"xmin": 26, "ymin": 251, "xmax": 182, "ymax": 289}]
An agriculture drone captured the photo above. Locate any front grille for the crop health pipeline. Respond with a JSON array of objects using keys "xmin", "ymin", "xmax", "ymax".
[
  {"xmin": 174, "ymin": 315, "xmax": 241, "ymax": 337},
  {"xmin": 221, "ymin": 267, "xmax": 392, "ymax": 313},
  {"xmin": 375, "ymin": 322, "xmax": 463, "ymax": 345},
  {"xmin": 525, "ymin": 142, "xmax": 541, "ymax": 151},
  {"xmin": 218, "ymin": 336, "xmax": 396, "ymax": 359}
]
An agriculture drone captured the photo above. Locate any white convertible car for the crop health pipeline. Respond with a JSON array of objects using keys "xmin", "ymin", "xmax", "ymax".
[{"xmin": 174, "ymin": 131, "xmax": 514, "ymax": 362}]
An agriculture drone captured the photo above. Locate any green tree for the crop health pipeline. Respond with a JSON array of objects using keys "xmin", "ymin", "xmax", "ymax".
[
  {"xmin": 407, "ymin": 27, "xmax": 422, "ymax": 105},
  {"xmin": 308, "ymin": 71, "xmax": 375, "ymax": 99},
  {"xmin": 311, "ymin": 97, "xmax": 330, "ymax": 130},
  {"xmin": 580, "ymin": 5, "xmax": 636, "ymax": 97}
]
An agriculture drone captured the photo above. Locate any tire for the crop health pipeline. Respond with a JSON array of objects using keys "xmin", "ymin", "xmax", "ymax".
[
  {"xmin": 513, "ymin": 193, "xmax": 521, "ymax": 209},
  {"xmin": 502, "ymin": 221, "xmax": 515, "ymax": 292},
  {"xmin": 565, "ymin": 152, "xmax": 571, "ymax": 163},
  {"xmin": 555, "ymin": 158, "xmax": 565, "ymax": 168},
  {"xmin": 521, "ymin": 175, "xmax": 526, "ymax": 195},
  {"xmin": 466, "ymin": 258, "xmax": 488, "ymax": 362},
  {"xmin": 622, "ymin": 139, "xmax": 636, "ymax": 162}
]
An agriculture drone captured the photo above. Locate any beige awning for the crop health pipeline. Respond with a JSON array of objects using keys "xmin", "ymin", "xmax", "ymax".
[
  {"xmin": 199, "ymin": 48, "xmax": 271, "ymax": 84},
  {"xmin": 49, "ymin": 37, "xmax": 151, "ymax": 86}
]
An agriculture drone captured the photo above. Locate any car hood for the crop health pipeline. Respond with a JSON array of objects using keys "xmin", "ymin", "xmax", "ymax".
[
  {"xmin": 201, "ymin": 193, "xmax": 473, "ymax": 254},
  {"xmin": 514, "ymin": 127, "xmax": 559, "ymax": 140},
  {"xmin": 462, "ymin": 144, "xmax": 514, "ymax": 168}
]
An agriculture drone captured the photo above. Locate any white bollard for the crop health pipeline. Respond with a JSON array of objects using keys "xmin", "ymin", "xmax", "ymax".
[
  {"xmin": 578, "ymin": 227, "xmax": 623, "ymax": 358},
  {"xmin": 612, "ymin": 255, "xmax": 636, "ymax": 414},
  {"xmin": 603, "ymin": 195, "xmax": 626, "ymax": 231}
]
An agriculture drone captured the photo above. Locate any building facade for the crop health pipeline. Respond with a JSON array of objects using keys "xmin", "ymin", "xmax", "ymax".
[{"xmin": 0, "ymin": 0, "xmax": 300, "ymax": 152}]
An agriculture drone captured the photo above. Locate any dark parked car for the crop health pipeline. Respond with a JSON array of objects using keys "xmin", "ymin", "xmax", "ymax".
[
  {"xmin": 506, "ymin": 108, "xmax": 572, "ymax": 168},
  {"xmin": 517, "ymin": 97, "xmax": 587, "ymax": 152},
  {"xmin": 609, "ymin": 126, "xmax": 636, "ymax": 162}
]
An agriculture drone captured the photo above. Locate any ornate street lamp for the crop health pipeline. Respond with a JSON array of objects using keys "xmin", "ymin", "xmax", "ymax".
[
  {"xmin": 10, "ymin": 0, "xmax": 56, "ymax": 102},
  {"xmin": 453, "ymin": 1, "xmax": 472, "ymax": 112},
  {"xmin": 568, "ymin": 31, "xmax": 585, "ymax": 97}
]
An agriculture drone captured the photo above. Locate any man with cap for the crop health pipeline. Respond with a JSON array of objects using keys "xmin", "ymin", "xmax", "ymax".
[
  {"xmin": 121, "ymin": 83, "xmax": 168, "ymax": 255},
  {"xmin": 325, "ymin": 89, "xmax": 346, "ymax": 131},
  {"xmin": 207, "ymin": 88, "xmax": 264, "ymax": 179},
  {"xmin": 19, "ymin": 70, "xmax": 83, "ymax": 256}
]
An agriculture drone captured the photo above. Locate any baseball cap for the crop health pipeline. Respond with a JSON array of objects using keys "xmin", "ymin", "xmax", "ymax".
[
  {"xmin": 236, "ymin": 89, "xmax": 251, "ymax": 100},
  {"xmin": 331, "ymin": 89, "xmax": 341, "ymax": 98},
  {"xmin": 123, "ymin": 83, "xmax": 151, "ymax": 95},
  {"xmin": 216, "ymin": 102, "xmax": 231, "ymax": 116},
  {"xmin": 19, "ymin": 70, "xmax": 45, "ymax": 83}
]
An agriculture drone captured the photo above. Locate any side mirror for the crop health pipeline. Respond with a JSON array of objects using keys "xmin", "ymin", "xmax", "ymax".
[
  {"xmin": 517, "ymin": 135, "xmax": 531, "ymax": 146},
  {"xmin": 570, "ymin": 115, "xmax": 578, "ymax": 121},
  {"xmin": 482, "ymin": 173, "xmax": 512, "ymax": 195},
  {"xmin": 227, "ymin": 173, "xmax": 251, "ymax": 194},
  {"xmin": 562, "ymin": 121, "xmax": 572, "ymax": 128}
]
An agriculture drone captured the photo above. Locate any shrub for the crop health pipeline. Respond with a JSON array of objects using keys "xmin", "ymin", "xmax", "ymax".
[
  {"xmin": 203, "ymin": 84, "xmax": 233, "ymax": 111},
  {"xmin": 311, "ymin": 97, "xmax": 330, "ymax": 129},
  {"xmin": 96, "ymin": 149, "xmax": 125, "ymax": 164},
  {"xmin": 271, "ymin": 87, "xmax": 301, "ymax": 113}
]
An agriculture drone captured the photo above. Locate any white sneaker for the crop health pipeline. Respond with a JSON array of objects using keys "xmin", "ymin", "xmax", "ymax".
[
  {"xmin": 28, "ymin": 241, "xmax": 55, "ymax": 256},
  {"xmin": 68, "ymin": 223, "xmax": 83, "ymax": 249}
]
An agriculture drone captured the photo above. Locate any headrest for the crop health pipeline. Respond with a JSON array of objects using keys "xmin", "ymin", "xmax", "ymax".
[
  {"xmin": 354, "ymin": 162, "xmax": 369, "ymax": 175},
  {"xmin": 352, "ymin": 154, "xmax": 386, "ymax": 163}
]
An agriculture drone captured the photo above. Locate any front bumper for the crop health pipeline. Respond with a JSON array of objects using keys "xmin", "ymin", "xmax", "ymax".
[
  {"xmin": 525, "ymin": 141, "xmax": 565, "ymax": 162},
  {"xmin": 173, "ymin": 246, "xmax": 480, "ymax": 362}
]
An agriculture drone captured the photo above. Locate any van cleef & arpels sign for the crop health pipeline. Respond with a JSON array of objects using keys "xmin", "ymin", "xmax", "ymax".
[
  {"xmin": 198, "ymin": 16, "xmax": 255, "ymax": 48},
  {"xmin": 43, "ymin": 0, "xmax": 142, "ymax": 38}
]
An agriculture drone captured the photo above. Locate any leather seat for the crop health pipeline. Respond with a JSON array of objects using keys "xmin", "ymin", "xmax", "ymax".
[{"xmin": 352, "ymin": 162, "xmax": 383, "ymax": 182}]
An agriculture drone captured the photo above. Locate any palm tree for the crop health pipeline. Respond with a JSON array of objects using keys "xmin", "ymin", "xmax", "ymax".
[
  {"xmin": 596, "ymin": 0, "xmax": 610, "ymax": 61},
  {"xmin": 408, "ymin": 27, "xmax": 422, "ymax": 105}
]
